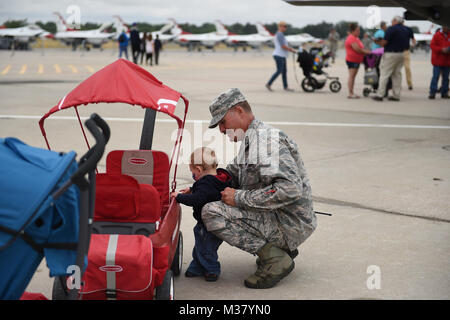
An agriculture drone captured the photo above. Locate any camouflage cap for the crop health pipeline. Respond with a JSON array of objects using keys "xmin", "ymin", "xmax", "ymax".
[{"xmin": 208, "ymin": 88, "xmax": 247, "ymax": 129}]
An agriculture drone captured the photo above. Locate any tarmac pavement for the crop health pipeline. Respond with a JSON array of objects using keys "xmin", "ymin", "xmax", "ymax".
[{"xmin": 0, "ymin": 47, "xmax": 449, "ymax": 300}]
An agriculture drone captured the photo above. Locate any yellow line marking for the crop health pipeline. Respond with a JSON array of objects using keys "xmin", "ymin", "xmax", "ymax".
[
  {"xmin": 85, "ymin": 65, "xmax": 95, "ymax": 73},
  {"xmin": 68, "ymin": 65, "xmax": 78, "ymax": 73},
  {"xmin": 19, "ymin": 65, "xmax": 27, "ymax": 75},
  {"xmin": 54, "ymin": 64, "xmax": 61, "ymax": 73},
  {"xmin": 38, "ymin": 64, "xmax": 44, "ymax": 74},
  {"xmin": 1, "ymin": 65, "xmax": 11, "ymax": 75}
]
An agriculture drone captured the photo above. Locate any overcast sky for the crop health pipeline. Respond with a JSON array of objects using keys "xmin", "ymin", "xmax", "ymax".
[{"xmin": 0, "ymin": 0, "xmax": 433, "ymax": 32}]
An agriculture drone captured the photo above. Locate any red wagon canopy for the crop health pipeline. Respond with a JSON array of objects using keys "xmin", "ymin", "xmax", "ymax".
[
  {"xmin": 39, "ymin": 59, "xmax": 189, "ymax": 190},
  {"xmin": 39, "ymin": 58, "xmax": 188, "ymax": 145}
]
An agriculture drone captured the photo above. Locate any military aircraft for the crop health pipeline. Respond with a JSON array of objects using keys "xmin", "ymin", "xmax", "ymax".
[
  {"xmin": 214, "ymin": 20, "xmax": 272, "ymax": 51},
  {"xmin": 254, "ymin": 22, "xmax": 321, "ymax": 48},
  {"xmin": 53, "ymin": 12, "xmax": 115, "ymax": 50},
  {"xmin": 169, "ymin": 18, "xmax": 228, "ymax": 51},
  {"xmin": 283, "ymin": 0, "xmax": 450, "ymax": 27},
  {"xmin": 286, "ymin": 33, "xmax": 322, "ymax": 48},
  {"xmin": 0, "ymin": 24, "xmax": 51, "ymax": 50},
  {"xmin": 113, "ymin": 15, "xmax": 176, "ymax": 43}
]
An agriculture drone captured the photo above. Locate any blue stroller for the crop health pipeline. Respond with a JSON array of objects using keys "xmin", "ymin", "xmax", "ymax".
[{"xmin": 0, "ymin": 114, "xmax": 109, "ymax": 300}]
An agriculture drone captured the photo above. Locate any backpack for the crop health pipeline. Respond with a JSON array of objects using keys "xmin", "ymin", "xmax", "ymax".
[{"xmin": 118, "ymin": 34, "xmax": 125, "ymax": 43}]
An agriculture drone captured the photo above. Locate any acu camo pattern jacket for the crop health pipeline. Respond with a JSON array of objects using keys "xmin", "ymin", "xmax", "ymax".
[{"xmin": 227, "ymin": 119, "xmax": 317, "ymax": 250}]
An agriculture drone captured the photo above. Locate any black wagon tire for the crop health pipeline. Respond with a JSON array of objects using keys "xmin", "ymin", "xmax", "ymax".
[
  {"xmin": 171, "ymin": 231, "xmax": 183, "ymax": 276},
  {"xmin": 155, "ymin": 270, "xmax": 174, "ymax": 300},
  {"xmin": 52, "ymin": 276, "xmax": 78, "ymax": 300}
]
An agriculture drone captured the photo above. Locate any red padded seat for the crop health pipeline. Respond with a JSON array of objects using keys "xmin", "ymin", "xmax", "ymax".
[
  {"xmin": 94, "ymin": 173, "xmax": 160, "ymax": 223},
  {"xmin": 106, "ymin": 150, "xmax": 170, "ymax": 209}
]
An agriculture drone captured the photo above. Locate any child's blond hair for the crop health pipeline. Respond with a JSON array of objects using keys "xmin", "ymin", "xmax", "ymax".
[{"xmin": 190, "ymin": 147, "xmax": 218, "ymax": 170}]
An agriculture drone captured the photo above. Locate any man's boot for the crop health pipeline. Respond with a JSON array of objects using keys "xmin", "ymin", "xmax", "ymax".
[
  {"xmin": 244, "ymin": 243, "xmax": 295, "ymax": 289},
  {"xmin": 256, "ymin": 248, "xmax": 298, "ymax": 267}
]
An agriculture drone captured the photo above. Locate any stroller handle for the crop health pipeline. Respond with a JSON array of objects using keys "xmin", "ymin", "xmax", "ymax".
[{"xmin": 71, "ymin": 113, "xmax": 109, "ymax": 188}]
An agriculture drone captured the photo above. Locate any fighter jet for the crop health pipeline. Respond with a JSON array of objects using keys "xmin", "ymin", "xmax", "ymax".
[
  {"xmin": 0, "ymin": 24, "xmax": 51, "ymax": 49},
  {"xmin": 112, "ymin": 15, "xmax": 176, "ymax": 43},
  {"xmin": 283, "ymin": 0, "xmax": 450, "ymax": 27},
  {"xmin": 53, "ymin": 12, "xmax": 115, "ymax": 50},
  {"xmin": 214, "ymin": 20, "xmax": 272, "ymax": 51},
  {"xmin": 253, "ymin": 22, "xmax": 321, "ymax": 49},
  {"xmin": 169, "ymin": 18, "xmax": 228, "ymax": 51},
  {"xmin": 286, "ymin": 33, "xmax": 322, "ymax": 48}
]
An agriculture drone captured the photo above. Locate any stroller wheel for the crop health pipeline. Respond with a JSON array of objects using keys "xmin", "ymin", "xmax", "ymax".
[
  {"xmin": 155, "ymin": 270, "xmax": 174, "ymax": 300},
  {"xmin": 329, "ymin": 80, "xmax": 342, "ymax": 93},
  {"xmin": 171, "ymin": 231, "xmax": 183, "ymax": 276},
  {"xmin": 363, "ymin": 88, "xmax": 371, "ymax": 97},
  {"xmin": 301, "ymin": 77, "xmax": 317, "ymax": 92}
]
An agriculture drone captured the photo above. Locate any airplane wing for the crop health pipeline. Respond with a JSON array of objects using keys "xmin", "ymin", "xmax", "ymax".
[
  {"xmin": 414, "ymin": 33, "xmax": 433, "ymax": 41},
  {"xmin": 283, "ymin": 0, "xmax": 450, "ymax": 27},
  {"xmin": 0, "ymin": 26, "xmax": 43, "ymax": 38}
]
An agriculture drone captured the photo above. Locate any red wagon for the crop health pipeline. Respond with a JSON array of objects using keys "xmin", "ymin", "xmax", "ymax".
[{"xmin": 39, "ymin": 59, "xmax": 188, "ymax": 300}]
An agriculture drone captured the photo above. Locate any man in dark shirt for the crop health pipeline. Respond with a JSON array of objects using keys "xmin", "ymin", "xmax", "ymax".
[
  {"xmin": 154, "ymin": 35, "xmax": 162, "ymax": 65},
  {"xmin": 373, "ymin": 16, "xmax": 411, "ymax": 101},
  {"xmin": 129, "ymin": 23, "xmax": 141, "ymax": 64}
]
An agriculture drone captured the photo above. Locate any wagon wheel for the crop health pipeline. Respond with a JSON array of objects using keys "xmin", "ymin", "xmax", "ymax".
[
  {"xmin": 171, "ymin": 231, "xmax": 183, "ymax": 276},
  {"xmin": 155, "ymin": 270, "xmax": 174, "ymax": 300},
  {"xmin": 52, "ymin": 276, "xmax": 78, "ymax": 300}
]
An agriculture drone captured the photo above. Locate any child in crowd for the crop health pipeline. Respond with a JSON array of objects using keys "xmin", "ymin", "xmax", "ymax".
[{"xmin": 171, "ymin": 147, "xmax": 232, "ymax": 281}]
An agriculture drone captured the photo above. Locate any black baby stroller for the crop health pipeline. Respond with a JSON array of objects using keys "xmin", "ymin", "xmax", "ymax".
[
  {"xmin": 296, "ymin": 47, "xmax": 341, "ymax": 93},
  {"xmin": 362, "ymin": 51, "xmax": 392, "ymax": 97}
]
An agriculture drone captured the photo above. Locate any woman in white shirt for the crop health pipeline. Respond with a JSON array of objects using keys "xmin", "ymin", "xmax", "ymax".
[{"xmin": 145, "ymin": 34, "xmax": 154, "ymax": 66}]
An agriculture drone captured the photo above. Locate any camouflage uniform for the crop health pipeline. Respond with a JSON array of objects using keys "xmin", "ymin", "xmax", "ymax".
[{"xmin": 203, "ymin": 91, "xmax": 317, "ymax": 254}]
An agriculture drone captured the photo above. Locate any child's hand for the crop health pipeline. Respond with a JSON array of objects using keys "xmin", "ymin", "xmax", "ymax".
[{"xmin": 179, "ymin": 187, "xmax": 191, "ymax": 194}]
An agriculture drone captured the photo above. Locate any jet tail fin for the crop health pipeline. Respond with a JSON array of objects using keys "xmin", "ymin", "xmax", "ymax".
[
  {"xmin": 256, "ymin": 22, "xmax": 273, "ymax": 37},
  {"xmin": 168, "ymin": 18, "xmax": 184, "ymax": 35},
  {"xmin": 158, "ymin": 20, "xmax": 174, "ymax": 34},
  {"xmin": 98, "ymin": 22, "xmax": 113, "ymax": 32},
  {"xmin": 113, "ymin": 15, "xmax": 129, "ymax": 34},
  {"xmin": 53, "ymin": 12, "xmax": 68, "ymax": 32},
  {"xmin": 214, "ymin": 20, "xmax": 229, "ymax": 35}
]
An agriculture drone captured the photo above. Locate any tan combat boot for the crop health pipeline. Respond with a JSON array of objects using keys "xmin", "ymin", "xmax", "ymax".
[{"xmin": 244, "ymin": 243, "xmax": 295, "ymax": 289}]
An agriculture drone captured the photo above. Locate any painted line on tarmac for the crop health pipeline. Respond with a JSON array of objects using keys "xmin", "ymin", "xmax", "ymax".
[
  {"xmin": 68, "ymin": 65, "xmax": 78, "ymax": 73},
  {"xmin": 0, "ymin": 114, "xmax": 449, "ymax": 129},
  {"xmin": 1, "ymin": 65, "xmax": 11, "ymax": 75},
  {"xmin": 19, "ymin": 64, "xmax": 27, "ymax": 75},
  {"xmin": 53, "ymin": 64, "xmax": 61, "ymax": 74}
]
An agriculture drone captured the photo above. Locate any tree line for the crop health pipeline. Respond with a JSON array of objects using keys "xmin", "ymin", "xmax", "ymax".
[{"xmin": 2, "ymin": 19, "xmax": 419, "ymax": 39}]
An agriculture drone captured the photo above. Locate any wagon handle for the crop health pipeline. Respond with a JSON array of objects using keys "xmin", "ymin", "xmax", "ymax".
[{"xmin": 71, "ymin": 113, "xmax": 108, "ymax": 188}]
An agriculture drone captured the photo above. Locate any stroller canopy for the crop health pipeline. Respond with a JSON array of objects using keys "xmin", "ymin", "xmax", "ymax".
[
  {"xmin": 0, "ymin": 138, "xmax": 78, "ymax": 250},
  {"xmin": 0, "ymin": 138, "xmax": 80, "ymax": 299}
]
